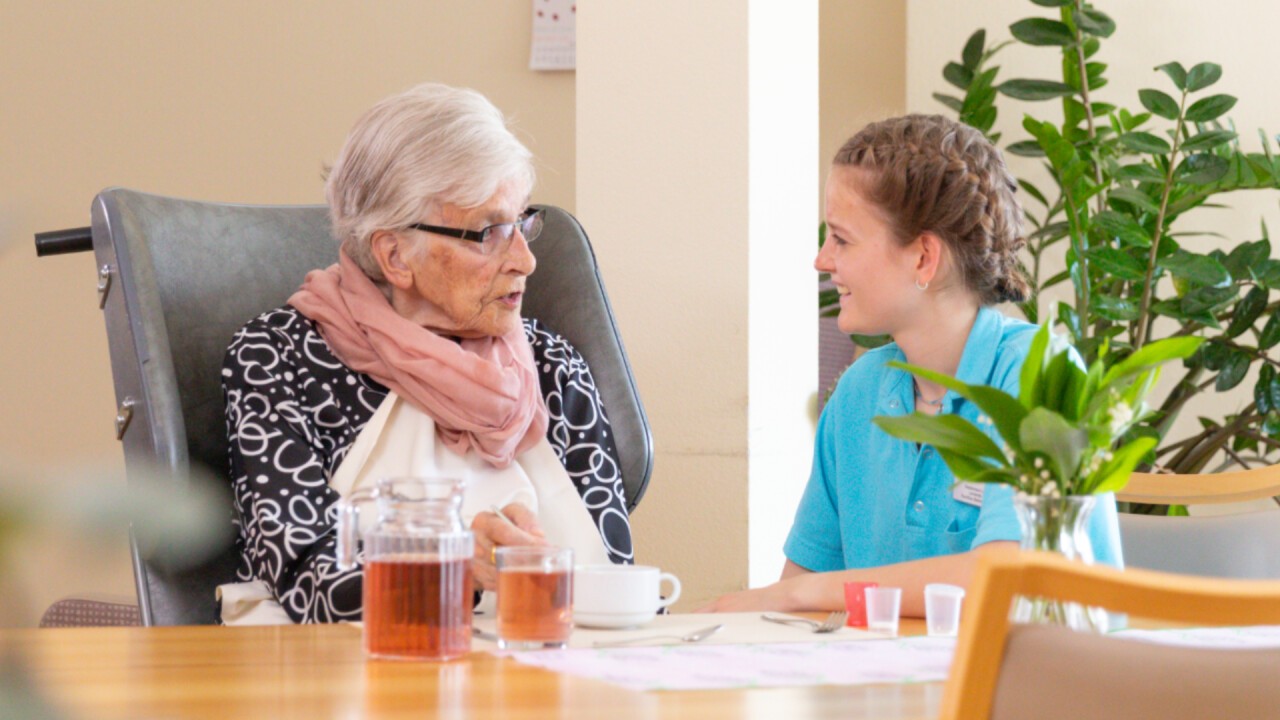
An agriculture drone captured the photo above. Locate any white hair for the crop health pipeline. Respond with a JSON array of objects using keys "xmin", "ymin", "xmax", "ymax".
[{"xmin": 325, "ymin": 83, "xmax": 535, "ymax": 282}]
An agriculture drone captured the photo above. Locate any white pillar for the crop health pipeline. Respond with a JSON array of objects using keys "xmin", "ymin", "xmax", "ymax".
[
  {"xmin": 747, "ymin": 1, "xmax": 819, "ymax": 587},
  {"xmin": 578, "ymin": 1, "xmax": 817, "ymax": 604}
]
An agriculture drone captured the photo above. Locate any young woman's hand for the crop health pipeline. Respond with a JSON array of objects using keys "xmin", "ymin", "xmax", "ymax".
[{"xmin": 695, "ymin": 578, "xmax": 807, "ymax": 613}]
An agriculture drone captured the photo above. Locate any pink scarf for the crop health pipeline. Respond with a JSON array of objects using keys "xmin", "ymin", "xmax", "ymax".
[{"xmin": 288, "ymin": 251, "xmax": 548, "ymax": 468}]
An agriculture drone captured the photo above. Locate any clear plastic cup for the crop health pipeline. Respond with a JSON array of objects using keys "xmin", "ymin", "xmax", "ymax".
[
  {"xmin": 924, "ymin": 583, "xmax": 965, "ymax": 637},
  {"xmin": 864, "ymin": 586, "xmax": 902, "ymax": 635}
]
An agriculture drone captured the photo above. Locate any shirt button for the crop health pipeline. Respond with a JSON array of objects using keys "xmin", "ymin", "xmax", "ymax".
[
  {"xmin": 889, "ymin": 400, "xmax": 899, "ymax": 409},
  {"xmin": 914, "ymin": 500, "xmax": 925, "ymax": 513}
]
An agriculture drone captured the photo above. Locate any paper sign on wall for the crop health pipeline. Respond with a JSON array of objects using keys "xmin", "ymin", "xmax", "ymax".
[{"xmin": 530, "ymin": 0, "xmax": 575, "ymax": 71}]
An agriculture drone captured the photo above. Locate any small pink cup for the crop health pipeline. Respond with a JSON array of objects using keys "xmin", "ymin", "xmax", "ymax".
[{"xmin": 842, "ymin": 581, "xmax": 879, "ymax": 627}]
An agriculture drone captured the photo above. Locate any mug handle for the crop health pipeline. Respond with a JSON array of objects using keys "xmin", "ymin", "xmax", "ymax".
[{"xmin": 657, "ymin": 573, "xmax": 682, "ymax": 608}]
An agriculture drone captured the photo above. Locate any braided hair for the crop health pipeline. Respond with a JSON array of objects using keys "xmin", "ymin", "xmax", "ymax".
[{"xmin": 833, "ymin": 114, "xmax": 1029, "ymax": 305}]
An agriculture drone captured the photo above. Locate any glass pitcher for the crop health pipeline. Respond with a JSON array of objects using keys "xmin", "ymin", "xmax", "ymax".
[{"xmin": 337, "ymin": 476, "xmax": 474, "ymax": 661}]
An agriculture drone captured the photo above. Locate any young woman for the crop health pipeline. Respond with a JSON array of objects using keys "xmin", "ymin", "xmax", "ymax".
[{"xmin": 703, "ymin": 114, "xmax": 1122, "ymax": 617}]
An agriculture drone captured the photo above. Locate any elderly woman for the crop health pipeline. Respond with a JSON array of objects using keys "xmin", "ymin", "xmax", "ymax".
[{"xmin": 217, "ymin": 83, "xmax": 631, "ymax": 624}]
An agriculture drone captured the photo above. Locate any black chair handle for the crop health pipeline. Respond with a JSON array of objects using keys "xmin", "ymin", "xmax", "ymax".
[{"xmin": 34, "ymin": 227, "xmax": 92, "ymax": 257}]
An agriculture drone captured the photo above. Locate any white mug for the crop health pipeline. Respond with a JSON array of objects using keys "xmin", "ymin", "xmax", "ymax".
[{"xmin": 573, "ymin": 564, "xmax": 681, "ymax": 628}]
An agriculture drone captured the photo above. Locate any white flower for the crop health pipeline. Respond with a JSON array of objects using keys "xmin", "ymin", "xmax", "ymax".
[
  {"xmin": 1039, "ymin": 470, "xmax": 1051, "ymax": 480},
  {"xmin": 1109, "ymin": 402, "xmax": 1134, "ymax": 436},
  {"xmin": 1033, "ymin": 457, "xmax": 1044, "ymax": 469}
]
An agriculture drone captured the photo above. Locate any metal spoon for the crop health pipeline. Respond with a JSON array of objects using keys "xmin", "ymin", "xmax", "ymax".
[{"xmin": 592, "ymin": 624, "xmax": 724, "ymax": 648}]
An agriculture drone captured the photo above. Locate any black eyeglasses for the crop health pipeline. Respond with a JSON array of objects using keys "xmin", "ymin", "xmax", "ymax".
[{"xmin": 408, "ymin": 207, "xmax": 544, "ymax": 255}]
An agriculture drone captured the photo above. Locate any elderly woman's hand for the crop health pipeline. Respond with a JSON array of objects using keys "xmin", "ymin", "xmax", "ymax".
[{"xmin": 471, "ymin": 502, "xmax": 547, "ymax": 591}]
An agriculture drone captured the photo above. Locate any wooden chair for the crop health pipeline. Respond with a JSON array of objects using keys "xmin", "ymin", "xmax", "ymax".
[
  {"xmin": 941, "ymin": 552, "xmax": 1280, "ymax": 720},
  {"xmin": 1117, "ymin": 468, "xmax": 1280, "ymax": 579},
  {"xmin": 1119, "ymin": 466, "xmax": 1280, "ymax": 506}
]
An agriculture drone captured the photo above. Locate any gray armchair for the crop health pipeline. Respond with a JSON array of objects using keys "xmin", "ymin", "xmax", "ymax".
[{"xmin": 74, "ymin": 188, "xmax": 651, "ymax": 625}]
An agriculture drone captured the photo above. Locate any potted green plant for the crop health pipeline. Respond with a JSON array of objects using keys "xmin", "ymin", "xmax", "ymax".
[
  {"xmin": 873, "ymin": 321, "xmax": 1202, "ymax": 629},
  {"xmin": 814, "ymin": 1, "xmax": 1280, "ymax": 487},
  {"xmin": 927, "ymin": 0, "xmax": 1280, "ymax": 488}
]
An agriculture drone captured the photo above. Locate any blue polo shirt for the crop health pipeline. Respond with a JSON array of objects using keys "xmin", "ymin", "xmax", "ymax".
[{"xmin": 784, "ymin": 307, "xmax": 1124, "ymax": 572}]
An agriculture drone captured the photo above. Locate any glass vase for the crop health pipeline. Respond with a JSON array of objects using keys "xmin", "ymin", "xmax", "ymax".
[{"xmin": 1010, "ymin": 494, "xmax": 1108, "ymax": 633}]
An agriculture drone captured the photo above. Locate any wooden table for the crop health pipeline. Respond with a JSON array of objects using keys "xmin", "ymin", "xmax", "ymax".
[{"xmin": 2, "ymin": 619, "xmax": 943, "ymax": 719}]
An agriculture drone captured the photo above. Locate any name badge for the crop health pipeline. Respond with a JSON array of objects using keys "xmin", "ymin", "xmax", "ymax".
[{"xmin": 953, "ymin": 482, "xmax": 985, "ymax": 507}]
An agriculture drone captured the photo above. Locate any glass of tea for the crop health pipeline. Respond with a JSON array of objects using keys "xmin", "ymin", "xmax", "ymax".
[
  {"xmin": 336, "ymin": 476, "xmax": 474, "ymax": 661},
  {"xmin": 495, "ymin": 546, "xmax": 574, "ymax": 650}
]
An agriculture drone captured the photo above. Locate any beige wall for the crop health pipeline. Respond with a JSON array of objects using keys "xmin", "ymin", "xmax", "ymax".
[
  {"xmin": 821, "ymin": 1, "xmax": 907, "ymax": 195},
  {"xmin": 907, "ymin": 0, "xmax": 1280, "ymax": 467},
  {"xmin": 577, "ymin": 1, "xmax": 751, "ymax": 609},
  {"xmin": 0, "ymin": 1, "xmax": 574, "ymax": 627}
]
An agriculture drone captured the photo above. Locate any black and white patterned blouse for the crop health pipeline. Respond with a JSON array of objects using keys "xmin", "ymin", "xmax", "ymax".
[{"xmin": 222, "ymin": 305, "xmax": 633, "ymax": 624}]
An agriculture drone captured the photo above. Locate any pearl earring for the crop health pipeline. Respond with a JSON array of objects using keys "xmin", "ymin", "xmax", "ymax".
[{"xmin": 915, "ymin": 279, "xmax": 929, "ymax": 291}]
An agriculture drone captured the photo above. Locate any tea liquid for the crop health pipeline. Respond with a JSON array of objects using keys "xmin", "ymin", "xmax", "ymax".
[
  {"xmin": 497, "ymin": 569, "xmax": 573, "ymax": 642},
  {"xmin": 363, "ymin": 556, "xmax": 473, "ymax": 660}
]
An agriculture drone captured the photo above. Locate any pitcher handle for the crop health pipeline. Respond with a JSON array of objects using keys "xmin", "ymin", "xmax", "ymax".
[{"xmin": 335, "ymin": 488, "xmax": 377, "ymax": 571}]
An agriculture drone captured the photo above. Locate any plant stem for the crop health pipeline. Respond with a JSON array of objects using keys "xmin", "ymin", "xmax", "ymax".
[
  {"xmin": 1222, "ymin": 444, "xmax": 1253, "ymax": 469},
  {"xmin": 1134, "ymin": 89, "xmax": 1190, "ymax": 350},
  {"xmin": 1070, "ymin": 0, "xmax": 1106, "ymax": 216},
  {"xmin": 1166, "ymin": 406, "xmax": 1258, "ymax": 473}
]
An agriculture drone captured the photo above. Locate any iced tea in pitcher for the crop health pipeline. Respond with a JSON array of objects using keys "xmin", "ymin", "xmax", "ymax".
[{"xmin": 336, "ymin": 477, "xmax": 474, "ymax": 661}]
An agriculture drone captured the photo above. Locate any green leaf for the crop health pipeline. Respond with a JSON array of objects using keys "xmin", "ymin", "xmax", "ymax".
[
  {"xmin": 1175, "ymin": 154, "xmax": 1230, "ymax": 185},
  {"xmin": 1093, "ymin": 210, "xmax": 1152, "ymax": 247},
  {"xmin": 1020, "ymin": 408, "xmax": 1088, "ymax": 481},
  {"xmin": 1102, "ymin": 336, "xmax": 1206, "ymax": 388},
  {"xmin": 933, "ymin": 92, "xmax": 965, "ymax": 114},
  {"xmin": 1119, "ymin": 131, "xmax": 1172, "ymax": 155},
  {"xmin": 1018, "ymin": 178, "xmax": 1049, "ymax": 207},
  {"xmin": 1113, "ymin": 163, "xmax": 1166, "ymax": 184},
  {"xmin": 1074, "ymin": 8, "xmax": 1115, "ymax": 38},
  {"xmin": 1231, "ymin": 239, "xmax": 1273, "ymax": 276},
  {"xmin": 962, "ymin": 29, "xmax": 985, "ymax": 70},
  {"xmin": 1156, "ymin": 62, "xmax": 1187, "ymax": 90},
  {"xmin": 935, "ymin": 448, "xmax": 1002, "ymax": 482},
  {"xmin": 872, "ymin": 414, "xmax": 1009, "ymax": 462},
  {"xmin": 1009, "ymin": 17, "xmax": 1076, "ymax": 46},
  {"xmin": 1020, "ymin": 322, "xmax": 1052, "ymax": 409},
  {"xmin": 886, "ymin": 360, "xmax": 1029, "ymax": 453},
  {"xmin": 1180, "ymin": 129, "xmax": 1237, "ymax": 152},
  {"xmin": 1138, "ymin": 89, "xmax": 1180, "ymax": 120},
  {"xmin": 1109, "ymin": 186, "xmax": 1161, "ymax": 213},
  {"xmin": 1086, "ymin": 437, "xmax": 1158, "ymax": 494},
  {"xmin": 1182, "ymin": 285, "xmax": 1240, "ymax": 315},
  {"xmin": 1259, "ymin": 311, "xmax": 1280, "ymax": 349},
  {"xmin": 1092, "ymin": 296, "xmax": 1141, "ymax": 321},
  {"xmin": 944, "ymin": 62, "xmax": 974, "ymax": 90},
  {"xmin": 1160, "ymin": 250, "xmax": 1231, "ymax": 287},
  {"xmin": 1000, "ymin": 79, "xmax": 1076, "ymax": 101},
  {"xmin": 1007, "ymin": 140, "xmax": 1047, "ymax": 157},
  {"xmin": 1226, "ymin": 285, "xmax": 1268, "ymax": 338},
  {"xmin": 1216, "ymin": 349, "xmax": 1250, "ymax": 391},
  {"xmin": 1118, "ymin": 108, "xmax": 1151, "ymax": 132},
  {"xmin": 1184, "ymin": 94, "xmax": 1238, "ymax": 122},
  {"xmin": 1086, "ymin": 246, "xmax": 1146, "ymax": 281},
  {"xmin": 1255, "ymin": 364, "xmax": 1277, "ymax": 414},
  {"xmin": 1185, "ymin": 62, "xmax": 1223, "ymax": 92}
]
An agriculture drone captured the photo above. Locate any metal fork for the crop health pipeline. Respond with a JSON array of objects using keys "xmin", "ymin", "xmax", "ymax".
[{"xmin": 761, "ymin": 611, "xmax": 848, "ymax": 633}]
